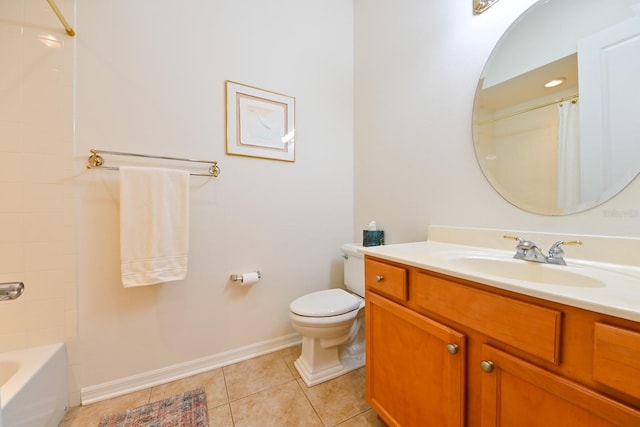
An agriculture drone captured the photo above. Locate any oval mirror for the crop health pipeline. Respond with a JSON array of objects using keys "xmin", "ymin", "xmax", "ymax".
[{"xmin": 472, "ymin": 0, "xmax": 640, "ymax": 215}]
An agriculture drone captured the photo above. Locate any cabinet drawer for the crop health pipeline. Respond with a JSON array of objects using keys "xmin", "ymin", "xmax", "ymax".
[
  {"xmin": 593, "ymin": 322, "xmax": 640, "ymax": 399},
  {"xmin": 415, "ymin": 272, "xmax": 562, "ymax": 364},
  {"xmin": 365, "ymin": 258, "xmax": 408, "ymax": 302}
]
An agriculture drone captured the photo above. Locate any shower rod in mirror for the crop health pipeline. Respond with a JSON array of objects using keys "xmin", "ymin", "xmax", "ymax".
[{"xmin": 474, "ymin": 0, "xmax": 501, "ymax": 14}]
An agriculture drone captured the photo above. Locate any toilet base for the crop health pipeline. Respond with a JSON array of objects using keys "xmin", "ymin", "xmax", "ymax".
[{"xmin": 294, "ymin": 345, "xmax": 365, "ymax": 387}]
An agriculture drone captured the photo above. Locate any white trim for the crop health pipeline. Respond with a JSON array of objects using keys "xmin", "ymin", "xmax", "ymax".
[{"xmin": 80, "ymin": 333, "xmax": 301, "ymax": 405}]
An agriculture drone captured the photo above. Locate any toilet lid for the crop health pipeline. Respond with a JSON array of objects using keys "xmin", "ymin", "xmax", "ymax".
[{"xmin": 290, "ymin": 289, "xmax": 362, "ymax": 317}]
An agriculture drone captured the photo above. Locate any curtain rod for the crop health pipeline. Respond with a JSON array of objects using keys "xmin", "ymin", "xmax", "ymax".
[
  {"xmin": 474, "ymin": 95, "xmax": 579, "ymax": 126},
  {"xmin": 46, "ymin": 0, "xmax": 75, "ymax": 36},
  {"xmin": 87, "ymin": 149, "xmax": 221, "ymax": 177}
]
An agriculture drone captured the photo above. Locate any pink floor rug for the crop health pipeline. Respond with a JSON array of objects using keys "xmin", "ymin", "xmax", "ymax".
[{"xmin": 99, "ymin": 388, "xmax": 209, "ymax": 427}]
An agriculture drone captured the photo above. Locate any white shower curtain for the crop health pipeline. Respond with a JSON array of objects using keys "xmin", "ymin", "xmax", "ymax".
[{"xmin": 557, "ymin": 100, "xmax": 581, "ymax": 212}]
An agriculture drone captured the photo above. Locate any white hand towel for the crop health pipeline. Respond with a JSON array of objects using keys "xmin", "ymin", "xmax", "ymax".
[{"xmin": 119, "ymin": 166, "xmax": 190, "ymax": 287}]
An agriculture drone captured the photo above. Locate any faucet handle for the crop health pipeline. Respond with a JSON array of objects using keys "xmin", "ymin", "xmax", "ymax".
[
  {"xmin": 504, "ymin": 234, "xmax": 538, "ymax": 250},
  {"xmin": 503, "ymin": 234, "xmax": 521, "ymax": 243},
  {"xmin": 504, "ymin": 234, "xmax": 539, "ymax": 260},
  {"xmin": 504, "ymin": 234, "xmax": 525, "ymax": 247},
  {"xmin": 547, "ymin": 240, "xmax": 583, "ymax": 265},
  {"xmin": 549, "ymin": 240, "xmax": 583, "ymax": 252}
]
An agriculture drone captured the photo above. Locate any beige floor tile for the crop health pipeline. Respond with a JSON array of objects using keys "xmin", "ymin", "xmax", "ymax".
[
  {"xmin": 337, "ymin": 409, "xmax": 388, "ymax": 427},
  {"xmin": 58, "ymin": 388, "xmax": 151, "ymax": 426},
  {"xmin": 230, "ymin": 380, "xmax": 323, "ymax": 427},
  {"xmin": 277, "ymin": 344, "xmax": 302, "ymax": 379},
  {"xmin": 149, "ymin": 368, "xmax": 229, "ymax": 408},
  {"xmin": 298, "ymin": 370, "xmax": 370, "ymax": 426},
  {"xmin": 58, "ymin": 349, "xmax": 369, "ymax": 427},
  {"xmin": 208, "ymin": 403, "xmax": 235, "ymax": 427},
  {"xmin": 223, "ymin": 351, "xmax": 294, "ymax": 401}
]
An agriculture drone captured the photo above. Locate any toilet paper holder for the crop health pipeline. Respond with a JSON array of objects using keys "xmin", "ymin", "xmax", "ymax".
[{"xmin": 229, "ymin": 271, "xmax": 261, "ymax": 283}]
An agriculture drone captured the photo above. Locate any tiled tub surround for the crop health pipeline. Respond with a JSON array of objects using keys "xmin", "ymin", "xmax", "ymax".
[
  {"xmin": 0, "ymin": 0, "xmax": 78, "ymax": 407},
  {"xmin": 60, "ymin": 345, "xmax": 384, "ymax": 427},
  {"xmin": 360, "ymin": 225, "xmax": 640, "ymax": 322}
]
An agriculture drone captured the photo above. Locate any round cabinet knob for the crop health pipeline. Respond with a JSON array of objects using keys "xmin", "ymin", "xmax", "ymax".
[
  {"xmin": 446, "ymin": 343, "xmax": 459, "ymax": 355},
  {"xmin": 375, "ymin": 275, "xmax": 384, "ymax": 282},
  {"xmin": 480, "ymin": 360, "xmax": 494, "ymax": 373}
]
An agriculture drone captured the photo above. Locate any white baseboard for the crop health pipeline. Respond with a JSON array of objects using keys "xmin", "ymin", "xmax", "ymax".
[{"xmin": 81, "ymin": 333, "xmax": 301, "ymax": 405}]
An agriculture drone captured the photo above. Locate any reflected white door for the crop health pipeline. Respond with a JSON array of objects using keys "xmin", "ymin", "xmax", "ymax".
[{"xmin": 578, "ymin": 9, "xmax": 640, "ymax": 204}]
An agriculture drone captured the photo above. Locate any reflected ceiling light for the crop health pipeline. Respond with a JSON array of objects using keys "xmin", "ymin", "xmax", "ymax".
[
  {"xmin": 544, "ymin": 78, "xmax": 565, "ymax": 88},
  {"xmin": 39, "ymin": 35, "xmax": 62, "ymax": 48}
]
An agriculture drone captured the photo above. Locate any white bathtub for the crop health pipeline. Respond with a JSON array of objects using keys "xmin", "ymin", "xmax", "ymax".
[{"xmin": 0, "ymin": 343, "xmax": 68, "ymax": 427}]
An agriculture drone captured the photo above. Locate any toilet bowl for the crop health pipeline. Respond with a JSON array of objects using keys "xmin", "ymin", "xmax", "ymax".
[{"xmin": 289, "ymin": 244, "xmax": 366, "ymax": 386}]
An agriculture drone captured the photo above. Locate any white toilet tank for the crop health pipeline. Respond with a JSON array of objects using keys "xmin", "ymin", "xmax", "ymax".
[{"xmin": 342, "ymin": 243, "xmax": 365, "ymax": 297}]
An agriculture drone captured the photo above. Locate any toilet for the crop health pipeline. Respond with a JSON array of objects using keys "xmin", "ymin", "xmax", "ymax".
[{"xmin": 289, "ymin": 243, "xmax": 365, "ymax": 386}]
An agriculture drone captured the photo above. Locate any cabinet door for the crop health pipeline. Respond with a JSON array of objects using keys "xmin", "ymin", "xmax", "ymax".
[
  {"xmin": 593, "ymin": 322, "xmax": 640, "ymax": 400},
  {"xmin": 479, "ymin": 344, "xmax": 640, "ymax": 427},
  {"xmin": 366, "ymin": 291, "xmax": 465, "ymax": 427}
]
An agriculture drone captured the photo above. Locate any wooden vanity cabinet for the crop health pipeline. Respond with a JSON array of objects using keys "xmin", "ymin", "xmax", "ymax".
[{"xmin": 365, "ymin": 256, "xmax": 640, "ymax": 427}]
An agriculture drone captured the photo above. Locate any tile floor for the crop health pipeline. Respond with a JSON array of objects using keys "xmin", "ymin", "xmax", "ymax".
[{"xmin": 59, "ymin": 345, "xmax": 387, "ymax": 426}]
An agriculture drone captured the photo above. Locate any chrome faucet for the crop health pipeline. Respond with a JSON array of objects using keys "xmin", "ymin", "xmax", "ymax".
[
  {"xmin": 504, "ymin": 235, "xmax": 582, "ymax": 265},
  {"xmin": 547, "ymin": 240, "xmax": 583, "ymax": 265},
  {"xmin": 0, "ymin": 281, "xmax": 24, "ymax": 301}
]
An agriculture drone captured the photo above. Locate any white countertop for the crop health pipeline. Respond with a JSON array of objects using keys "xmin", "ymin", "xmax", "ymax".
[{"xmin": 360, "ymin": 240, "xmax": 640, "ymax": 322}]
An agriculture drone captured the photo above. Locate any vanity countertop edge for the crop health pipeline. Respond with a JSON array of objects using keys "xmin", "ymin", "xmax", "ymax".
[{"xmin": 359, "ymin": 241, "xmax": 640, "ymax": 323}]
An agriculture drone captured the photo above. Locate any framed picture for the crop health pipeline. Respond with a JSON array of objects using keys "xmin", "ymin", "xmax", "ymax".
[{"xmin": 226, "ymin": 81, "xmax": 296, "ymax": 162}]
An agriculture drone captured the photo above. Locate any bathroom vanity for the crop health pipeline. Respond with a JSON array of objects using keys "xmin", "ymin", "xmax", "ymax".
[{"xmin": 362, "ymin": 231, "xmax": 640, "ymax": 427}]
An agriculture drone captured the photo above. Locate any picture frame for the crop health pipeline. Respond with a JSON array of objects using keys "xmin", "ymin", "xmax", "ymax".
[{"xmin": 226, "ymin": 81, "xmax": 296, "ymax": 162}]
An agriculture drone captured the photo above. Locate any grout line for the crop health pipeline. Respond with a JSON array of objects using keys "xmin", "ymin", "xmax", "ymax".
[
  {"xmin": 220, "ymin": 365, "xmax": 236, "ymax": 426},
  {"xmin": 293, "ymin": 376, "xmax": 328, "ymax": 426}
]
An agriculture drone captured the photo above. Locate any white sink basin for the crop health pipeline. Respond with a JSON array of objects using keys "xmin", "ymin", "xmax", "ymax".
[{"xmin": 445, "ymin": 255, "xmax": 606, "ymax": 288}]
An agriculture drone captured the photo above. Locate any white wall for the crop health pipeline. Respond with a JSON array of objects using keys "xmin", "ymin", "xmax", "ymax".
[
  {"xmin": 354, "ymin": 0, "xmax": 640, "ymax": 244},
  {"xmin": 74, "ymin": 1, "xmax": 353, "ymax": 393}
]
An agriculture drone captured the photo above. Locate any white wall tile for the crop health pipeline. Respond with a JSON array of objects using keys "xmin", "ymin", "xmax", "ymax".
[
  {"xmin": 0, "ymin": 242, "xmax": 25, "ymax": 273},
  {"xmin": 0, "ymin": 212, "xmax": 24, "ymax": 242},
  {"xmin": 0, "ymin": 121, "xmax": 23, "ymax": 152},
  {"xmin": 23, "ymin": 183, "xmax": 66, "ymax": 212},
  {"xmin": 22, "ymin": 211, "xmax": 67, "ymax": 241},
  {"xmin": 0, "ymin": 331, "xmax": 27, "ymax": 354},
  {"xmin": 0, "ymin": 182, "xmax": 25, "ymax": 212},
  {"xmin": 0, "ymin": 152, "xmax": 25, "ymax": 182}
]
